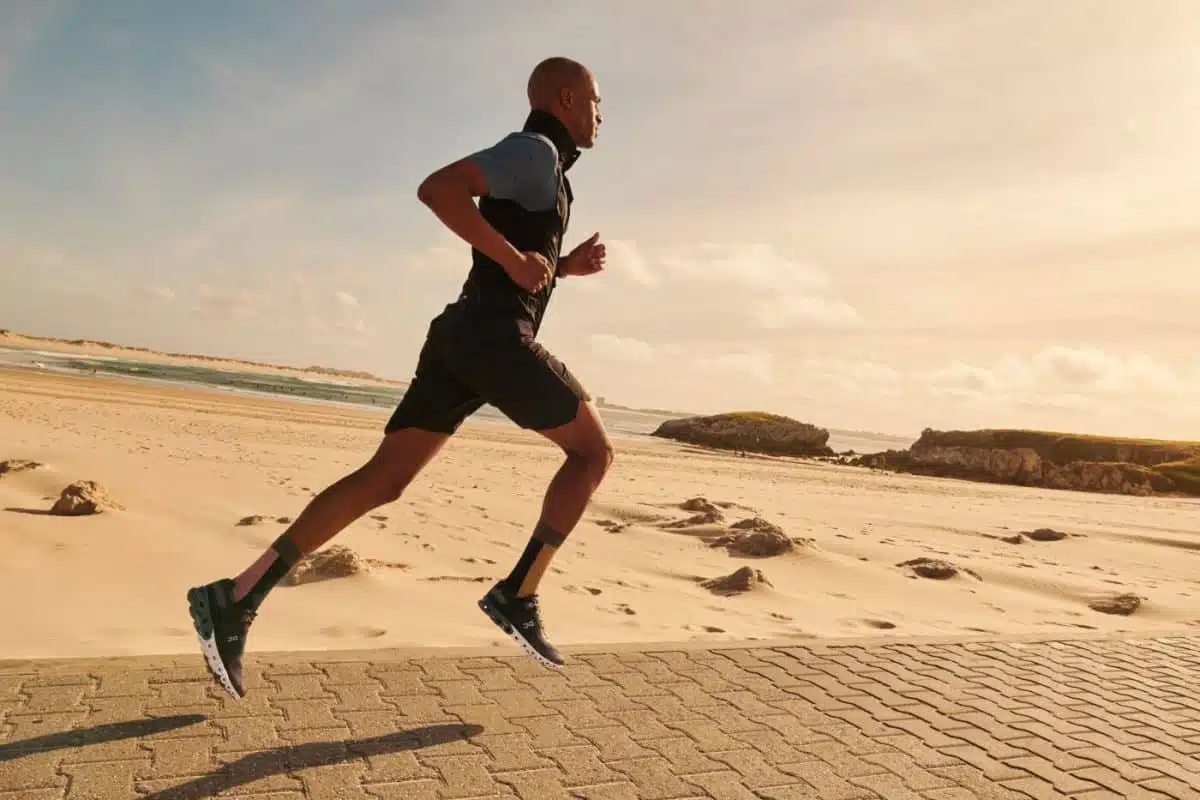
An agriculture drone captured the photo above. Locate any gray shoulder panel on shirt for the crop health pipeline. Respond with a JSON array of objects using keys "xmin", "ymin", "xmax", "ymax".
[{"xmin": 468, "ymin": 132, "xmax": 559, "ymax": 212}]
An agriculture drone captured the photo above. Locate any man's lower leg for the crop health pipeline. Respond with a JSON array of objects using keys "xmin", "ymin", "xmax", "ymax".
[
  {"xmin": 502, "ymin": 522, "xmax": 566, "ymax": 598},
  {"xmin": 226, "ymin": 427, "xmax": 450, "ymax": 610},
  {"xmin": 502, "ymin": 449, "xmax": 609, "ymax": 598},
  {"xmin": 230, "ymin": 467, "xmax": 398, "ymax": 609}
]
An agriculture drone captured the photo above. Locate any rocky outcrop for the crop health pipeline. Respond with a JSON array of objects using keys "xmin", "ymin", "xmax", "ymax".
[
  {"xmin": 651, "ymin": 412, "xmax": 834, "ymax": 458},
  {"xmin": 852, "ymin": 428, "xmax": 1200, "ymax": 497}
]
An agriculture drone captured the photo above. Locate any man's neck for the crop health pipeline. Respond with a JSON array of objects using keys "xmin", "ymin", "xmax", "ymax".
[{"xmin": 523, "ymin": 109, "xmax": 580, "ymax": 171}]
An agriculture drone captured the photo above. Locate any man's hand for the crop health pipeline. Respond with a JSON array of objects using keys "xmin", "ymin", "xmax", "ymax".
[
  {"xmin": 561, "ymin": 232, "xmax": 606, "ymax": 277},
  {"xmin": 503, "ymin": 250, "xmax": 555, "ymax": 293}
]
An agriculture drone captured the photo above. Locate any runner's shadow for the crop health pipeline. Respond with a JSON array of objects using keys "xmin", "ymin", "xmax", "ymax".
[
  {"xmin": 141, "ymin": 723, "xmax": 484, "ymax": 799},
  {"xmin": 0, "ymin": 715, "xmax": 207, "ymax": 762}
]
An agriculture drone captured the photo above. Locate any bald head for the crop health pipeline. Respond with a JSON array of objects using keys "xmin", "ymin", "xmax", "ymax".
[
  {"xmin": 526, "ymin": 57, "xmax": 603, "ymax": 149},
  {"xmin": 527, "ymin": 57, "xmax": 591, "ymax": 107}
]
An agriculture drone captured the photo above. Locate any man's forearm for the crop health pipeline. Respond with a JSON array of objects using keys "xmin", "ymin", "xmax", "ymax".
[{"xmin": 419, "ymin": 183, "xmax": 520, "ymax": 273}]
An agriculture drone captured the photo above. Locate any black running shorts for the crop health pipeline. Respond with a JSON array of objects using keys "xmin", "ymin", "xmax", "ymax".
[{"xmin": 384, "ymin": 315, "xmax": 590, "ymax": 435}]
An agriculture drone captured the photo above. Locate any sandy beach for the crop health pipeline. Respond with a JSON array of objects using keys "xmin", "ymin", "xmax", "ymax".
[{"xmin": 1, "ymin": 365, "xmax": 1196, "ymax": 661}]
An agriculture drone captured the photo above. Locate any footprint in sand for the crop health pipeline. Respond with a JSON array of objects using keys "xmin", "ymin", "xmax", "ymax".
[
  {"xmin": 594, "ymin": 519, "xmax": 627, "ymax": 533},
  {"xmin": 861, "ymin": 619, "xmax": 898, "ymax": 630},
  {"xmin": 362, "ymin": 558, "xmax": 408, "ymax": 571},
  {"xmin": 461, "ymin": 557, "xmax": 497, "ymax": 565},
  {"xmin": 320, "ymin": 626, "xmax": 386, "ymax": 639},
  {"xmin": 421, "ymin": 575, "xmax": 490, "ymax": 583}
]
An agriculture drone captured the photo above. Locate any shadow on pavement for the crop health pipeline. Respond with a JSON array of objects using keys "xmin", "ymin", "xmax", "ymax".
[
  {"xmin": 141, "ymin": 723, "xmax": 486, "ymax": 799},
  {"xmin": 0, "ymin": 714, "xmax": 208, "ymax": 761}
]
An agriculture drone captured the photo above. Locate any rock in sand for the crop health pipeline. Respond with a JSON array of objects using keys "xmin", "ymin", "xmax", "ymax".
[
  {"xmin": 897, "ymin": 557, "xmax": 980, "ymax": 581},
  {"xmin": 1025, "ymin": 527, "xmax": 1068, "ymax": 542},
  {"xmin": 1088, "ymin": 593, "xmax": 1141, "ymax": 616},
  {"xmin": 701, "ymin": 566, "xmax": 773, "ymax": 596},
  {"xmin": 709, "ymin": 518, "xmax": 794, "ymax": 557},
  {"xmin": 0, "ymin": 459, "xmax": 43, "ymax": 477},
  {"xmin": 50, "ymin": 480, "xmax": 124, "ymax": 516},
  {"xmin": 282, "ymin": 544, "xmax": 369, "ymax": 586}
]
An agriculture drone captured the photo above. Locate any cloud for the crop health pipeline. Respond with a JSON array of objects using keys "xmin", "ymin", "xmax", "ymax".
[
  {"xmin": 589, "ymin": 333, "xmax": 654, "ymax": 363},
  {"xmin": 134, "ymin": 285, "xmax": 176, "ymax": 304},
  {"xmin": 800, "ymin": 358, "xmax": 903, "ymax": 395},
  {"xmin": 1029, "ymin": 346, "xmax": 1184, "ymax": 393},
  {"xmin": 924, "ymin": 360, "xmax": 1002, "ymax": 396},
  {"xmin": 0, "ymin": 2, "xmax": 63, "ymax": 92},
  {"xmin": 194, "ymin": 283, "xmax": 261, "ymax": 321},
  {"xmin": 694, "ymin": 351, "xmax": 774, "ymax": 385},
  {"xmin": 656, "ymin": 242, "xmax": 830, "ymax": 292},
  {"xmin": 604, "ymin": 239, "xmax": 658, "ymax": 286},
  {"xmin": 756, "ymin": 294, "xmax": 861, "ymax": 329},
  {"xmin": 187, "ymin": 271, "xmax": 371, "ymax": 345},
  {"xmin": 921, "ymin": 346, "xmax": 1198, "ymax": 400},
  {"xmin": 168, "ymin": 192, "xmax": 300, "ymax": 258},
  {"xmin": 588, "ymin": 239, "xmax": 861, "ymax": 334}
]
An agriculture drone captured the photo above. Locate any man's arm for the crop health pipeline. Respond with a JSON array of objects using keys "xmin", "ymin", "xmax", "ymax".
[
  {"xmin": 417, "ymin": 134, "xmax": 559, "ymax": 280},
  {"xmin": 417, "ymin": 158, "xmax": 521, "ymax": 273}
]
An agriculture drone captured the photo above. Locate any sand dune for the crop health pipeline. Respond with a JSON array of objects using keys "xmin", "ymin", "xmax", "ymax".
[{"xmin": 0, "ymin": 365, "xmax": 1197, "ymax": 660}]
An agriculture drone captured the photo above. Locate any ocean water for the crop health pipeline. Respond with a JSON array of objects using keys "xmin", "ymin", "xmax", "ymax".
[{"xmin": 0, "ymin": 346, "xmax": 913, "ymax": 453}]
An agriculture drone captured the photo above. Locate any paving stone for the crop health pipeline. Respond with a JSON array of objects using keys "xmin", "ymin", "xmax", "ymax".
[{"xmin": 0, "ymin": 632, "xmax": 1194, "ymax": 798}]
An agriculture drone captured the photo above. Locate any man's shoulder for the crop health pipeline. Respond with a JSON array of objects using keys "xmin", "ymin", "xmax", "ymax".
[{"xmin": 493, "ymin": 131, "xmax": 559, "ymax": 164}]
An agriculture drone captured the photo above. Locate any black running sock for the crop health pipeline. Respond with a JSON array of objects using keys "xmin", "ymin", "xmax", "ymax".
[
  {"xmin": 503, "ymin": 522, "xmax": 567, "ymax": 598},
  {"xmin": 241, "ymin": 533, "xmax": 302, "ymax": 612}
]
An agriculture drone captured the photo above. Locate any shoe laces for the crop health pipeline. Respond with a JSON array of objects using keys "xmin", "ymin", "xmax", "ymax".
[
  {"xmin": 519, "ymin": 595, "xmax": 545, "ymax": 628},
  {"xmin": 237, "ymin": 604, "xmax": 258, "ymax": 631}
]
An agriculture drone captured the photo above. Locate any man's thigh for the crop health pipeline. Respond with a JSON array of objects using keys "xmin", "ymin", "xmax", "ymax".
[
  {"xmin": 385, "ymin": 326, "xmax": 486, "ymax": 435},
  {"xmin": 449, "ymin": 332, "xmax": 591, "ymax": 432}
]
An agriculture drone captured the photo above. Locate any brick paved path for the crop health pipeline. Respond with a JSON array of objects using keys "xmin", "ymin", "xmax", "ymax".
[{"xmin": 1, "ymin": 634, "xmax": 1197, "ymax": 799}]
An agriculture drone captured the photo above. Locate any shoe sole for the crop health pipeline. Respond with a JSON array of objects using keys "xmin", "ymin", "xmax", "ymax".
[
  {"xmin": 477, "ymin": 596, "xmax": 564, "ymax": 670},
  {"xmin": 187, "ymin": 586, "xmax": 244, "ymax": 700}
]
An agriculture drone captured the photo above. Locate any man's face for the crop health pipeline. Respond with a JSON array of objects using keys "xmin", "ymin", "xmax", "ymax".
[{"xmin": 564, "ymin": 75, "xmax": 602, "ymax": 148}]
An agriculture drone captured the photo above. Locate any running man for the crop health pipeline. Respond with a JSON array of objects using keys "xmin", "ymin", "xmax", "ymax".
[{"xmin": 187, "ymin": 56, "xmax": 611, "ymax": 699}]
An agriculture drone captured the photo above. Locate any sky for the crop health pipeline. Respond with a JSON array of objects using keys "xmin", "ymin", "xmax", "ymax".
[{"xmin": 2, "ymin": 1, "xmax": 1200, "ymax": 440}]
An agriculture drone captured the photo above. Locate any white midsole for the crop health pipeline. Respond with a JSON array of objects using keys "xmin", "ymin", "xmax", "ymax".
[
  {"xmin": 506, "ymin": 627, "xmax": 562, "ymax": 669},
  {"xmin": 480, "ymin": 598, "xmax": 562, "ymax": 670},
  {"xmin": 198, "ymin": 632, "xmax": 241, "ymax": 698}
]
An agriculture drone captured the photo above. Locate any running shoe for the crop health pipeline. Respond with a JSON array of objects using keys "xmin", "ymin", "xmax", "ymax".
[
  {"xmin": 187, "ymin": 578, "xmax": 255, "ymax": 699},
  {"xmin": 478, "ymin": 580, "xmax": 565, "ymax": 668}
]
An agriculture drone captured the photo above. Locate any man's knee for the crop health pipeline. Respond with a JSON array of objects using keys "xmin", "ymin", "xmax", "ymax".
[
  {"xmin": 567, "ymin": 435, "xmax": 614, "ymax": 479},
  {"xmin": 361, "ymin": 427, "xmax": 450, "ymax": 504}
]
